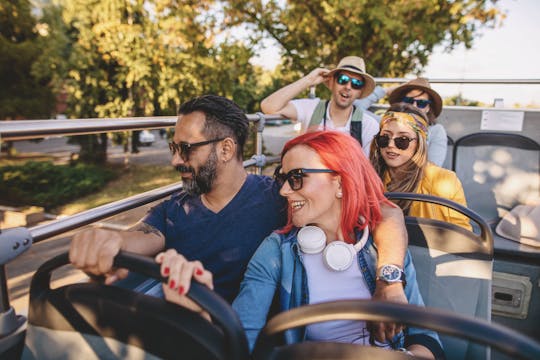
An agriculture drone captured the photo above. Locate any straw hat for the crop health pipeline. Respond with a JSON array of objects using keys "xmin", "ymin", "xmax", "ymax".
[
  {"xmin": 388, "ymin": 78, "xmax": 443, "ymax": 117},
  {"xmin": 325, "ymin": 56, "xmax": 376, "ymax": 99},
  {"xmin": 495, "ymin": 204, "xmax": 540, "ymax": 247}
]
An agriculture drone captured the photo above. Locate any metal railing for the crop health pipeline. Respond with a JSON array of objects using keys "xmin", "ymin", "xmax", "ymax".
[
  {"xmin": 0, "ymin": 114, "xmax": 286, "ymax": 141},
  {"xmin": 375, "ymin": 77, "xmax": 540, "ymax": 85}
]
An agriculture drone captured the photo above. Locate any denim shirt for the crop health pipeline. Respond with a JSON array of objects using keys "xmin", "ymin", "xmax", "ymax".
[{"xmin": 232, "ymin": 227, "xmax": 442, "ymax": 353}]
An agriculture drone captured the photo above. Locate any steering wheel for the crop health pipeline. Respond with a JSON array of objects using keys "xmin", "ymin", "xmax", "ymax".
[
  {"xmin": 26, "ymin": 250, "xmax": 250, "ymax": 360},
  {"xmin": 253, "ymin": 300, "xmax": 540, "ymax": 360}
]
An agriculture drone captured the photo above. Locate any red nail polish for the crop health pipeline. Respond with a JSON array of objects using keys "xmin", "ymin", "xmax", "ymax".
[
  {"xmin": 195, "ymin": 269, "xmax": 203, "ymax": 276},
  {"xmin": 164, "ymin": 267, "xmax": 170, "ymax": 275},
  {"xmin": 178, "ymin": 285, "xmax": 184, "ymax": 295},
  {"xmin": 169, "ymin": 280, "xmax": 175, "ymax": 289}
]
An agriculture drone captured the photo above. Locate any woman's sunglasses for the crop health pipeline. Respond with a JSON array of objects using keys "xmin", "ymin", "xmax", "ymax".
[
  {"xmin": 335, "ymin": 73, "xmax": 364, "ymax": 90},
  {"xmin": 402, "ymin": 97, "xmax": 431, "ymax": 109},
  {"xmin": 375, "ymin": 134, "xmax": 417, "ymax": 151},
  {"xmin": 273, "ymin": 166, "xmax": 335, "ymax": 191}
]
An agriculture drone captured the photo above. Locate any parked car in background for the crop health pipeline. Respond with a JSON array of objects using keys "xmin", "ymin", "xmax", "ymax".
[{"xmin": 139, "ymin": 130, "xmax": 155, "ymax": 146}]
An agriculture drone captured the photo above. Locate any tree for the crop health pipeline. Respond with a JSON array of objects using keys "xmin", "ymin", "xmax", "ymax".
[
  {"xmin": 37, "ymin": 0, "xmax": 264, "ymax": 163},
  {"xmin": 223, "ymin": 0, "xmax": 504, "ymax": 78},
  {"xmin": 0, "ymin": 0, "xmax": 55, "ymax": 120},
  {"xmin": 444, "ymin": 94, "xmax": 482, "ymax": 107}
]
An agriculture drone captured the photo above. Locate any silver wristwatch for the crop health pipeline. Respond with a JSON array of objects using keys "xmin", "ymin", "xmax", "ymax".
[{"xmin": 376, "ymin": 264, "xmax": 406, "ymax": 286}]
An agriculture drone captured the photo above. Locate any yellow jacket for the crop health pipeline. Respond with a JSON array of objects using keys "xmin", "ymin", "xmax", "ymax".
[{"xmin": 385, "ymin": 163, "xmax": 472, "ymax": 230}]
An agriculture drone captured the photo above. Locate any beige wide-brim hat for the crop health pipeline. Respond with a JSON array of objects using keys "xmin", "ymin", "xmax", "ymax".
[
  {"xmin": 495, "ymin": 204, "xmax": 540, "ymax": 248},
  {"xmin": 388, "ymin": 77, "xmax": 443, "ymax": 117},
  {"xmin": 325, "ymin": 56, "xmax": 376, "ymax": 99}
]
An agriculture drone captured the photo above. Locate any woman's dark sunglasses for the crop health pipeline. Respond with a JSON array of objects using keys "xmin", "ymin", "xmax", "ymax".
[
  {"xmin": 273, "ymin": 166, "xmax": 336, "ymax": 191},
  {"xmin": 335, "ymin": 73, "xmax": 364, "ymax": 90},
  {"xmin": 402, "ymin": 96, "xmax": 431, "ymax": 109},
  {"xmin": 168, "ymin": 138, "xmax": 225, "ymax": 161},
  {"xmin": 375, "ymin": 134, "xmax": 417, "ymax": 151}
]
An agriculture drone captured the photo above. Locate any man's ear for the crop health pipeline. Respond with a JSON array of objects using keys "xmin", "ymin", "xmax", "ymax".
[{"xmin": 220, "ymin": 137, "xmax": 236, "ymax": 162}]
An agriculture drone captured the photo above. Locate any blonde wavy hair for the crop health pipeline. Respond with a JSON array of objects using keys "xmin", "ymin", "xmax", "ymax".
[{"xmin": 369, "ymin": 103, "xmax": 429, "ymax": 213}]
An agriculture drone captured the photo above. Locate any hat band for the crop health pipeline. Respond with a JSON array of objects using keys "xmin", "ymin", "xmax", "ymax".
[{"xmin": 340, "ymin": 65, "xmax": 364, "ymax": 73}]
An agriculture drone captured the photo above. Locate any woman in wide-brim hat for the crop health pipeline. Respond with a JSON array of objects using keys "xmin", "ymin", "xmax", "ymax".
[{"xmin": 388, "ymin": 78, "xmax": 448, "ymax": 167}]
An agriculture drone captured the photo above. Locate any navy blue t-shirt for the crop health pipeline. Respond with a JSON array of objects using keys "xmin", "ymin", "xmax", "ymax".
[{"xmin": 143, "ymin": 174, "xmax": 287, "ymax": 303}]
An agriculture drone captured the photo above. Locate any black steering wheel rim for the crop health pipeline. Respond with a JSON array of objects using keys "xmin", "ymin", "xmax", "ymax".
[{"xmin": 253, "ymin": 299, "xmax": 540, "ymax": 360}]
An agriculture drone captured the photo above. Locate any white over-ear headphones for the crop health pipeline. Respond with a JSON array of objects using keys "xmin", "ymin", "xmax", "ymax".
[{"xmin": 297, "ymin": 225, "xmax": 369, "ymax": 271}]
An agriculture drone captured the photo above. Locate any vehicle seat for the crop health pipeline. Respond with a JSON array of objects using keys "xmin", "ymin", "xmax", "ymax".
[
  {"xmin": 386, "ymin": 192, "xmax": 493, "ymax": 360},
  {"xmin": 452, "ymin": 132, "xmax": 540, "ymax": 227},
  {"xmin": 22, "ymin": 252, "xmax": 249, "ymax": 360}
]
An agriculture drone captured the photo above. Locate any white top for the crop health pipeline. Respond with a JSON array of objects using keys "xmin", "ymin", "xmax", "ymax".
[
  {"xmin": 303, "ymin": 247, "xmax": 388, "ymax": 347},
  {"xmin": 426, "ymin": 123, "xmax": 448, "ymax": 167},
  {"xmin": 291, "ymin": 98, "xmax": 379, "ymax": 157}
]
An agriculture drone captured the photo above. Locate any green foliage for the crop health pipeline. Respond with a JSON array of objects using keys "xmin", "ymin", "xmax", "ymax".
[
  {"xmin": 0, "ymin": 0, "xmax": 55, "ymax": 119},
  {"xmin": 2, "ymin": 0, "xmax": 504, "ymax": 163},
  {"xmin": 33, "ymin": 0, "xmax": 267, "ymax": 162},
  {"xmin": 0, "ymin": 161, "xmax": 116, "ymax": 209},
  {"xmin": 224, "ymin": 0, "xmax": 503, "ymax": 77},
  {"xmin": 444, "ymin": 93, "xmax": 483, "ymax": 107}
]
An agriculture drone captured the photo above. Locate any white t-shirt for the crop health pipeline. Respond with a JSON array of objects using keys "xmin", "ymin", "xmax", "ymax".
[
  {"xmin": 291, "ymin": 98, "xmax": 379, "ymax": 157},
  {"xmin": 302, "ymin": 249, "xmax": 392, "ymax": 347}
]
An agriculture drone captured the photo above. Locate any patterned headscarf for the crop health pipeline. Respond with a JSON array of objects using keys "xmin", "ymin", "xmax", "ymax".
[{"xmin": 380, "ymin": 111, "xmax": 428, "ymax": 139}]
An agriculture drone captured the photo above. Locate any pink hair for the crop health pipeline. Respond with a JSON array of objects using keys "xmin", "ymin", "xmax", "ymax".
[{"xmin": 279, "ymin": 131, "xmax": 391, "ymax": 244}]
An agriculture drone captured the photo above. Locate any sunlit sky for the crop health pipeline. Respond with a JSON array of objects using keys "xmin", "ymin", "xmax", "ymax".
[{"xmin": 252, "ymin": 0, "xmax": 540, "ymax": 107}]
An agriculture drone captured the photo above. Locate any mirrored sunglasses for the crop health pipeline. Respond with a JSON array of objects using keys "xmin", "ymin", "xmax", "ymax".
[
  {"xmin": 273, "ymin": 166, "xmax": 336, "ymax": 191},
  {"xmin": 335, "ymin": 73, "xmax": 364, "ymax": 90},
  {"xmin": 375, "ymin": 134, "xmax": 417, "ymax": 151},
  {"xmin": 402, "ymin": 96, "xmax": 432, "ymax": 109}
]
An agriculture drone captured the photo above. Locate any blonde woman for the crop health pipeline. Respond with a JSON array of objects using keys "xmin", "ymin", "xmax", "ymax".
[{"xmin": 370, "ymin": 103, "xmax": 471, "ymax": 230}]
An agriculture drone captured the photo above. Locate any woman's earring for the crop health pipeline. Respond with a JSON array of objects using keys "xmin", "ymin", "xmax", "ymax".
[{"xmin": 336, "ymin": 192, "xmax": 343, "ymax": 199}]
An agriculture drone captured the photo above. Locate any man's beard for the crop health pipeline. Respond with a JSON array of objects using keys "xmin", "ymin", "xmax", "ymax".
[{"xmin": 177, "ymin": 148, "xmax": 218, "ymax": 196}]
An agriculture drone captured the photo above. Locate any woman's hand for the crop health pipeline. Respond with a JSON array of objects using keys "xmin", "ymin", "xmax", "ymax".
[{"xmin": 155, "ymin": 249, "xmax": 214, "ymax": 321}]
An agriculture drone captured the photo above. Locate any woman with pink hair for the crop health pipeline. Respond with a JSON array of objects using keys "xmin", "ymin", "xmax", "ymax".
[{"xmin": 156, "ymin": 131, "xmax": 443, "ymax": 358}]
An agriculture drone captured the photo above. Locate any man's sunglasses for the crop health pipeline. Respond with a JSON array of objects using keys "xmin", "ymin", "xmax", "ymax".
[
  {"xmin": 375, "ymin": 134, "xmax": 417, "ymax": 151},
  {"xmin": 335, "ymin": 73, "xmax": 364, "ymax": 90},
  {"xmin": 402, "ymin": 96, "xmax": 431, "ymax": 109},
  {"xmin": 168, "ymin": 138, "xmax": 225, "ymax": 161},
  {"xmin": 273, "ymin": 166, "xmax": 336, "ymax": 191}
]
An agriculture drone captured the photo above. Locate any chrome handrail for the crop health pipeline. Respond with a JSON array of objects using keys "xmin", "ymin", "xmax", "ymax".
[
  {"xmin": 29, "ymin": 182, "xmax": 183, "ymax": 242},
  {"xmin": 0, "ymin": 114, "xmax": 286, "ymax": 141},
  {"xmin": 375, "ymin": 78, "xmax": 540, "ymax": 84}
]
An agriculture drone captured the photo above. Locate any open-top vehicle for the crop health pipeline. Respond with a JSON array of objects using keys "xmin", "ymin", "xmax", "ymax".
[{"xmin": 1, "ymin": 80, "xmax": 540, "ymax": 359}]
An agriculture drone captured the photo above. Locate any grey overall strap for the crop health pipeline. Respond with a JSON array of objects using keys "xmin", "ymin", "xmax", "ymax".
[{"xmin": 308, "ymin": 100, "xmax": 328, "ymax": 128}]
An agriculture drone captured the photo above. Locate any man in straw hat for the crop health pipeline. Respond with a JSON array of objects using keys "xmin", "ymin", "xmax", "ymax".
[
  {"xmin": 387, "ymin": 78, "xmax": 448, "ymax": 167},
  {"xmin": 261, "ymin": 55, "xmax": 380, "ymax": 156}
]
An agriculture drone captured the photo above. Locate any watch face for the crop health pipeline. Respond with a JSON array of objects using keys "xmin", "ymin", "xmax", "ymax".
[{"xmin": 380, "ymin": 265, "xmax": 402, "ymax": 282}]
